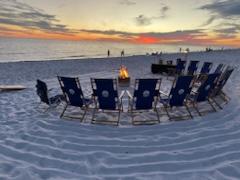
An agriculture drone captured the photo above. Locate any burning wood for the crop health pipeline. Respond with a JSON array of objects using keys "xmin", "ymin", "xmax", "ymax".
[
  {"xmin": 119, "ymin": 65, "xmax": 129, "ymax": 79},
  {"xmin": 118, "ymin": 65, "xmax": 130, "ymax": 85}
]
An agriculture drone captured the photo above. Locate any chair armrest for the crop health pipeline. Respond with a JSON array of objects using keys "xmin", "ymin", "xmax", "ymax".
[
  {"xmin": 191, "ymin": 90, "xmax": 198, "ymax": 94},
  {"xmin": 126, "ymin": 90, "xmax": 133, "ymax": 99},
  {"xmin": 48, "ymin": 88, "xmax": 54, "ymax": 92},
  {"xmin": 159, "ymin": 90, "xmax": 168, "ymax": 96}
]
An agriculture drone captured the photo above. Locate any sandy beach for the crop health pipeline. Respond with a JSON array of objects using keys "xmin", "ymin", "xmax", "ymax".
[{"xmin": 0, "ymin": 49, "xmax": 240, "ymax": 179}]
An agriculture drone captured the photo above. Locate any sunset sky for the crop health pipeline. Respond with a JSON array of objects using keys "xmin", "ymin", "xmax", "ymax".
[{"xmin": 0, "ymin": 0, "xmax": 239, "ymax": 47}]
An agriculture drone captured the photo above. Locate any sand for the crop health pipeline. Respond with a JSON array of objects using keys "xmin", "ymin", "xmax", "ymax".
[{"xmin": 0, "ymin": 49, "xmax": 240, "ymax": 179}]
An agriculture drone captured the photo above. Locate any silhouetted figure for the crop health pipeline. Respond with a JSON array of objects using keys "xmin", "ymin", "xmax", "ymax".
[
  {"xmin": 121, "ymin": 50, "xmax": 124, "ymax": 57},
  {"xmin": 107, "ymin": 49, "xmax": 110, "ymax": 57}
]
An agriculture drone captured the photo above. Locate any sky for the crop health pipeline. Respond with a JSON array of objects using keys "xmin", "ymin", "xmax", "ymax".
[{"xmin": 0, "ymin": 0, "xmax": 239, "ymax": 47}]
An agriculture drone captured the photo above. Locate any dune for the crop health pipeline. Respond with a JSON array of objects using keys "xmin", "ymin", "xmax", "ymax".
[{"xmin": 0, "ymin": 49, "xmax": 240, "ymax": 179}]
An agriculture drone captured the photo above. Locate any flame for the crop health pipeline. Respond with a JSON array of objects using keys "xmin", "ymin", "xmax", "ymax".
[{"xmin": 119, "ymin": 65, "xmax": 129, "ymax": 79}]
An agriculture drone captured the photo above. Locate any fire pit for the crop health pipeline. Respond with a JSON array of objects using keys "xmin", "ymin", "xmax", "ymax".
[{"xmin": 118, "ymin": 65, "xmax": 130, "ymax": 86}]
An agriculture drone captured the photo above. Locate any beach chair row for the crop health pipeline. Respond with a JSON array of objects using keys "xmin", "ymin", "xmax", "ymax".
[
  {"xmin": 36, "ymin": 66, "xmax": 234, "ymax": 126},
  {"xmin": 175, "ymin": 59, "xmax": 227, "ymax": 76}
]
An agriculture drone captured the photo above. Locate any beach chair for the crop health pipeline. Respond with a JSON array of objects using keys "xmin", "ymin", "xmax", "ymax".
[
  {"xmin": 187, "ymin": 60, "xmax": 199, "ymax": 75},
  {"xmin": 58, "ymin": 76, "xmax": 92, "ymax": 121},
  {"xmin": 36, "ymin": 79, "xmax": 64, "ymax": 110},
  {"xmin": 197, "ymin": 62, "xmax": 213, "ymax": 83},
  {"xmin": 188, "ymin": 73, "xmax": 220, "ymax": 116},
  {"xmin": 91, "ymin": 78, "xmax": 124, "ymax": 126},
  {"xmin": 210, "ymin": 67, "xmax": 234, "ymax": 108},
  {"xmin": 126, "ymin": 79, "xmax": 161, "ymax": 125},
  {"xmin": 175, "ymin": 59, "xmax": 186, "ymax": 75},
  {"xmin": 160, "ymin": 75, "xmax": 194, "ymax": 120},
  {"xmin": 214, "ymin": 64, "xmax": 225, "ymax": 73},
  {"xmin": 200, "ymin": 62, "xmax": 213, "ymax": 74}
]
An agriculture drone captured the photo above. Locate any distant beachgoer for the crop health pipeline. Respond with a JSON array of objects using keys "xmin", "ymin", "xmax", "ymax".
[
  {"xmin": 179, "ymin": 48, "xmax": 182, "ymax": 52},
  {"xmin": 121, "ymin": 50, "xmax": 124, "ymax": 57},
  {"xmin": 107, "ymin": 49, "xmax": 110, "ymax": 57}
]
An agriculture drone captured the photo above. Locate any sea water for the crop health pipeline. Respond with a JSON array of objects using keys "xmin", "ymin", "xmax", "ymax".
[{"xmin": 0, "ymin": 37, "xmax": 222, "ymax": 62}]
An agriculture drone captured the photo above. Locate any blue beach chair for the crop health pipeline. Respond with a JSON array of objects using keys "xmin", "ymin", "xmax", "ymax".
[
  {"xmin": 175, "ymin": 59, "xmax": 186, "ymax": 75},
  {"xmin": 200, "ymin": 62, "xmax": 213, "ymax": 74},
  {"xmin": 188, "ymin": 73, "xmax": 220, "ymax": 115},
  {"xmin": 187, "ymin": 60, "xmax": 199, "ymax": 75},
  {"xmin": 214, "ymin": 64, "xmax": 225, "ymax": 73},
  {"xmin": 36, "ymin": 79, "xmax": 64, "ymax": 110},
  {"xmin": 197, "ymin": 62, "xmax": 213, "ymax": 83},
  {"xmin": 211, "ymin": 67, "xmax": 234, "ymax": 108},
  {"xmin": 58, "ymin": 76, "xmax": 92, "ymax": 121},
  {"xmin": 127, "ymin": 79, "xmax": 161, "ymax": 125},
  {"xmin": 91, "ymin": 78, "xmax": 124, "ymax": 126},
  {"xmin": 160, "ymin": 75, "xmax": 194, "ymax": 120}
]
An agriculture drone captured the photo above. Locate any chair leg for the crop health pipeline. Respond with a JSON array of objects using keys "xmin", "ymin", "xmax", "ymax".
[
  {"xmin": 155, "ymin": 107, "xmax": 160, "ymax": 123},
  {"xmin": 193, "ymin": 103, "xmax": 201, "ymax": 116},
  {"xmin": 117, "ymin": 109, "xmax": 121, "ymax": 126},
  {"xmin": 185, "ymin": 105, "xmax": 193, "ymax": 119},
  {"xmin": 80, "ymin": 107, "xmax": 87, "ymax": 122},
  {"xmin": 164, "ymin": 106, "xmax": 171, "ymax": 120},
  {"xmin": 208, "ymin": 99, "xmax": 217, "ymax": 112},
  {"xmin": 60, "ymin": 104, "xmax": 68, "ymax": 118},
  {"xmin": 211, "ymin": 97, "xmax": 223, "ymax": 109},
  {"xmin": 91, "ymin": 108, "xmax": 97, "ymax": 124}
]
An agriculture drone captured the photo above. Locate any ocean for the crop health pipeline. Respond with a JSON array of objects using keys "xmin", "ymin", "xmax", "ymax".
[{"xmin": 0, "ymin": 37, "xmax": 223, "ymax": 62}]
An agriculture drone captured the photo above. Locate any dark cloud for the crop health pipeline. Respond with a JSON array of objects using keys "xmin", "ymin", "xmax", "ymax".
[
  {"xmin": 0, "ymin": 0, "xmax": 70, "ymax": 33},
  {"xmin": 199, "ymin": 0, "xmax": 240, "ymax": 38},
  {"xmin": 200, "ymin": 0, "xmax": 240, "ymax": 18},
  {"xmin": 200, "ymin": 15, "xmax": 216, "ymax": 26},
  {"xmin": 119, "ymin": 0, "xmax": 136, "ymax": 6},
  {"xmin": 135, "ymin": 15, "xmax": 152, "ymax": 26},
  {"xmin": 213, "ymin": 23, "xmax": 240, "ymax": 38},
  {"xmin": 134, "ymin": 4, "xmax": 170, "ymax": 26},
  {"xmin": 80, "ymin": 28, "xmax": 205, "ymax": 42}
]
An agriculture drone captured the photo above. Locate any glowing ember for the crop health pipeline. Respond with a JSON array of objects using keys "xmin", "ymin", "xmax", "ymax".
[{"xmin": 119, "ymin": 65, "xmax": 129, "ymax": 79}]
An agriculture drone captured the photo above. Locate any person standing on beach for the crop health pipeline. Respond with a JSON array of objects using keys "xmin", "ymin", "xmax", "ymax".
[
  {"xmin": 107, "ymin": 49, "xmax": 110, "ymax": 57},
  {"xmin": 121, "ymin": 49, "xmax": 124, "ymax": 57}
]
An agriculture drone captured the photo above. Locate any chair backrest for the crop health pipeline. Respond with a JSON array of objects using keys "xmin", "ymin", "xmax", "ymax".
[
  {"xmin": 213, "ymin": 68, "xmax": 234, "ymax": 96},
  {"xmin": 176, "ymin": 59, "xmax": 186, "ymax": 74},
  {"xmin": 187, "ymin": 60, "xmax": 199, "ymax": 75},
  {"xmin": 36, "ymin": 79, "xmax": 50, "ymax": 105},
  {"xmin": 133, "ymin": 79, "xmax": 161, "ymax": 110},
  {"xmin": 195, "ymin": 73, "xmax": 220, "ymax": 102},
  {"xmin": 168, "ymin": 75, "xmax": 194, "ymax": 107},
  {"xmin": 214, "ymin": 64, "xmax": 224, "ymax": 73},
  {"xmin": 200, "ymin": 62, "xmax": 213, "ymax": 74},
  {"xmin": 58, "ymin": 76, "xmax": 85, "ymax": 107},
  {"xmin": 91, "ymin": 78, "xmax": 119, "ymax": 110}
]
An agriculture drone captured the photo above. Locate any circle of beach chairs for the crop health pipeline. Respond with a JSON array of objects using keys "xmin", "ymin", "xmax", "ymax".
[{"xmin": 36, "ymin": 60, "xmax": 234, "ymax": 126}]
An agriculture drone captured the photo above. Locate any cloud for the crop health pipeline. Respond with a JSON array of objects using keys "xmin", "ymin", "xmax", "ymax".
[
  {"xmin": 0, "ymin": 0, "xmax": 70, "ymax": 33},
  {"xmin": 135, "ymin": 15, "xmax": 152, "ymax": 26},
  {"xmin": 200, "ymin": 0, "xmax": 240, "ymax": 18},
  {"xmin": 79, "ymin": 28, "xmax": 206, "ymax": 44},
  {"xmin": 200, "ymin": 15, "xmax": 216, "ymax": 26},
  {"xmin": 160, "ymin": 5, "xmax": 169, "ymax": 18},
  {"xmin": 199, "ymin": 1, "xmax": 240, "ymax": 38},
  {"xmin": 134, "ymin": 4, "xmax": 170, "ymax": 26},
  {"xmin": 213, "ymin": 22, "xmax": 240, "ymax": 38},
  {"xmin": 119, "ymin": 0, "xmax": 136, "ymax": 6}
]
